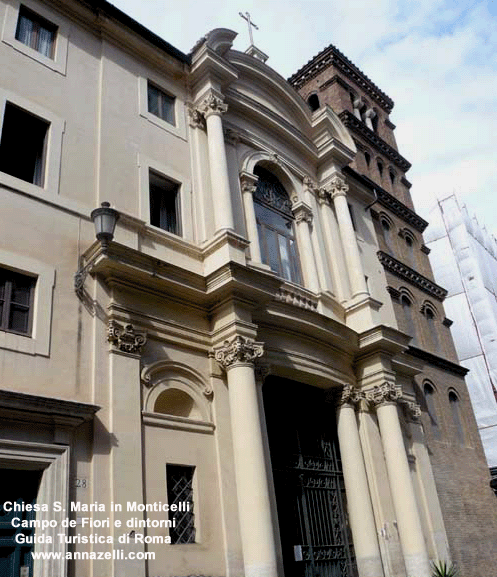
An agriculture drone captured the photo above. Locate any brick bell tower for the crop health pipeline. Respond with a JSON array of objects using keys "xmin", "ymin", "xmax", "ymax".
[{"xmin": 289, "ymin": 45, "xmax": 497, "ymax": 577}]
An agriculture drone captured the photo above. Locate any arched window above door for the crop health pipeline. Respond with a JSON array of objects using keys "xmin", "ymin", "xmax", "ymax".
[{"xmin": 253, "ymin": 165, "xmax": 302, "ymax": 284}]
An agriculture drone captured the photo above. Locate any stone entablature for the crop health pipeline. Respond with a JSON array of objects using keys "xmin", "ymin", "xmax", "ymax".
[
  {"xmin": 288, "ymin": 43, "xmax": 394, "ymax": 112},
  {"xmin": 378, "ymin": 251, "xmax": 448, "ymax": 301},
  {"xmin": 339, "ymin": 110, "xmax": 411, "ymax": 171}
]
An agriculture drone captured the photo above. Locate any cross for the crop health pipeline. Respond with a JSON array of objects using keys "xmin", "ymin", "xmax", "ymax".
[{"xmin": 239, "ymin": 11, "xmax": 259, "ymax": 46}]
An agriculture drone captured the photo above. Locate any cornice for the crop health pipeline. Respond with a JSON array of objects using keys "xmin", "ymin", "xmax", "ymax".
[
  {"xmin": 378, "ymin": 251, "xmax": 447, "ymax": 301},
  {"xmin": 289, "ymin": 44, "xmax": 394, "ymax": 113},
  {"xmin": 343, "ymin": 167, "xmax": 428, "ymax": 232},
  {"xmin": 406, "ymin": 346, "xmax": 469, "ymax": 377},
  {"xmin": 339, "ymin": 111, "xmax": 411, "ymax": 171}
]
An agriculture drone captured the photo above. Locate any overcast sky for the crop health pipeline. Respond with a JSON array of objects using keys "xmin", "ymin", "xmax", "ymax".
[{"xmin": 111, "ymin": 0, "xmax": 497, "ymax": 237}]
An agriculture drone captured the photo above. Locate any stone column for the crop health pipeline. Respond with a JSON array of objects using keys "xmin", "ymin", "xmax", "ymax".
[
  {"xmin": 198, "ymin": 92, "xmax": 234, "ymax": 232},
  {"xmin": 367, "ymin": 383, "xmax": 431, "ymax": 577},
  {"xmin": 107, "ymin": 321, "xmax": 147, "ymax": 577},
  {"xmin": 292, "ymin": 201, "xmax": 320, "ymax": 293},
  {"xmin": 214, "ymin": 336, "xmax": 278, "ymax": 577},
  {"xmin": 239, "ymin": 171, "xmax": 262, "ymax": 263},
  {"xmin": 335, "ymin": 386, "xmax": 384, "ymax": 577},
  {"xmin": 330, "ymin": 175, "xmax": 369, "ymax": 298}
]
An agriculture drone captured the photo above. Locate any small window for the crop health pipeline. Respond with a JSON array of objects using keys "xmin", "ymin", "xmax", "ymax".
[
  {"xmin": 389, "ymin": 170, "xmax": 396, "ymax": 184},
  {"xmin": 147, "ymin": 82, "xmax": 175, "ymax": 125},
  {"xmin": 0, "ymin": 268, "xmax": 36, "ymax": 336},
  {"xmin": 166, "ymin": 464, "xmax": 195, "ymax": 544},
  {"xmin": 424, "ymin": 306, "xmax": 440, "ymax": 353},
  {"xmin": 15, "ymin": 6, "xmax": 57, "ymax": 58},
  {"xmin": 307, "ymin": 93, "xmax": 320, "ymax": 112},
  {"xmin": 0, "ymin": 102, "xmax": 49, "ymax": 186},
  {"xmin": 401, "ymin": 295, "xmax": 416, "ymax": 342},
  {"xmin": 149, "ymin": 170, "xmax": 181, "ymax": 235},
  {"xmin": 449, "ymin": 391, "xmax": 464, "ymax": 444},
  {"xmin": 364, "ymin": 151, "xmax": 371, "ymax": 167},
  {"xmin": 424, "ymin": 383, "xmax": 441, "ymax": 438},
  {"xmin": 377, "ymin": 160, "xmax": 384, "ymax": 177}
]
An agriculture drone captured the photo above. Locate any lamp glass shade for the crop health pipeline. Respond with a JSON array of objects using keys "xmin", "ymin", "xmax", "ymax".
[{"xmin": 91, "ymin": 202, "xmax": 119, "ymax": 244}]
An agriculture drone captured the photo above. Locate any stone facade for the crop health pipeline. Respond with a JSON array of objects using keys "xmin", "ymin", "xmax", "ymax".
[{"xmin": 0, "ymin": 2, "xmax": 496, "ymax": 577}]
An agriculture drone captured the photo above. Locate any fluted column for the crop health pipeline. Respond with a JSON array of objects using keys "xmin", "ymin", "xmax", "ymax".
[
  {"xmin": 214, "ymin": 336, "xmax": 278, "ymax": 577},
  {"xmin": 292, "ymin": 201, "xmax": 320, "ymax": 293},
  {"xmin": 335, "ymin": 386, "xmax": 384, "ymax": 577},
  {"xmin": 198, "ymin": 92, "xmax": 234, "ymax": 232},
  {"xmin": 367, "ymin": 383, "xmax": 431, "ymax": 577},
  {"xmin": 239, "ymin": 171, "xmax": 262, "ymax": 263},
  {"xmin": 330, "ymin": 175, "xmax": 368, "ymax": 298}
]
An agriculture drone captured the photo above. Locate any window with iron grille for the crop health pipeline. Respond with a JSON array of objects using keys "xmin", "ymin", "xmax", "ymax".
[
  {"xmin": 166, "ymin": 464, "xmax": 195, "ymax": 544},
  {"xmin": 147, "ymin": 82, "xmax": 175, "ymax": 125},
  {"xmin": 0, "ymin": 268, "xmax": 36, "ymax": 336},
  {"xmin": 15, "ymin": 6, "xmax": 57, "ymax": 58}
]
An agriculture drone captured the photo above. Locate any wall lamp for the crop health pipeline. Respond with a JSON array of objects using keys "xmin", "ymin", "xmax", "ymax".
[{"xmin": 74, "ymin": 202, "xmax": 119, "ymax": 295}]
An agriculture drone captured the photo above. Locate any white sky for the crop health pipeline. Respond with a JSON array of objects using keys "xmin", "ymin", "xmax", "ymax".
[{"xmin": 111, "ymin": 0, "xmax": 497, "ymax": 237}]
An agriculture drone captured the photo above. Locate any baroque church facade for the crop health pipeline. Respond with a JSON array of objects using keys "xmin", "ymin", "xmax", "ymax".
[{"xmin": 0, "ymin": 1, "xmax": 496, "ymax": 577}]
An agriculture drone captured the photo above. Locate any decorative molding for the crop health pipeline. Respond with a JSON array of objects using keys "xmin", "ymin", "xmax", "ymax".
[
  {"xmin": 239, "ymin": 171, "xmax": 258, "ymax": 195},
  {"xmin": 377, "ymin": 251, "xmax": 448, "ymax": 301},
  {"xmin": 289, "ymin": 44, "xmax": 394, "ymax": 112},
  {"xmin": 386, "ymin": 286, "xmax": 401, "ymax": 301},
  {"xmin": 442, "ymin": 317, "xmax": 453, "ymax": 327},
  {"xmin": 141, "ymin": 361, "xmax": 213, "ymax": 397},
  {"xmin": 421, "ymin": 244, "xmax": 431, "ymax": 255},
  {"xmin": 385, "ymin": 118, "xmax": 396, "ymax": 130},
  {"xmin": 293, "ymin": 202, "xmax": 313, "ymax": 224},
  {"xmin": 400, "ymin": 176, "xmax": 412, "ymax": 189},
  {"xmin": 339, "ymin": 110, "xmax": 411, "ymax": 171},
  {"xmin": 187, "ymin": 105, "xmax": 205, "ymax": 129},
  {"xmin": 365, "ymin": 382, "xmax": 403, "ymax": 406},
  {"xmin": 274, "ymin": 285, "xmax": 318, "ymax": 311},
  {"xmin": 198, "ymin": 92, "xmax": 228, "ymax": 118},
  {"xmin": 401, "ymin": 400, "xmax": 421, "ymax": 420},
  {"xmin": 318, "ymin": 73, "xmax": 352, "ymax": 94},
  {"xmin": 214, "ymin": 335, "xmax": 264, "ymax": 369},
  {"xmin": 107, "ymin": 320, "xmax": 147, "ymax": 355},
  {"xmin": 406, "ymin": 346, "xmax": 469, "ymax": 376},
  {"xmin": 329, "ymin": 175, "xmax": 349, "ymax": 199}
]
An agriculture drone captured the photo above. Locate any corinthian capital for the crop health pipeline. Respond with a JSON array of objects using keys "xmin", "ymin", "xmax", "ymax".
[
  {"xmin": 239, "ymin": 171, "xmax": 258, "ymax": 195},
  {"xmin": 329, "ymin": 175, "xmax": 349, "ymax": 199},
  {"xmin": 336, "ymin": 384, "xmax": 364, "ymax": 407},
  {"xmin": 365, "ymin": 382, "xmax": 403, "ymax": 407},
  {"xmin": 292, "ymin": 202, "xmax": 313, "ymax": 225},
  {"xmin": 108, "ymin": 321, "xmax": 147, "ymax": 355},
  {"xmin": 198, "ymin": 92, "xmax": 228, "ymax": 118},
  {"xmin": 187, "ymin": 105, "xmax": 205, "ymax": 129},
  {"xmin": 214, "ymin": 336, "xmax": 264, "ymax": 369}
]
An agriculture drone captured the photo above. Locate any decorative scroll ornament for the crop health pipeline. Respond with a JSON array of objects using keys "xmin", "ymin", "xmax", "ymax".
[
  {"xmin": 402, "ymin": 400, "xmax": 422, "ymax": 420},
  {"xmin": 329, "ymin": 175, "xmax": 349, "ymax": 199},
  {"xmin": 327, "ymin": 384, "xmax": 363, "ymax": 407},
  {"xmin": 198, "ymin": 93, "xmax": 228, "ymax": 118},
  {"xmin": 107, "ymin": 321, "xmax": 146, "ymax": 355},
  {"xmin": 187, "ymin": 106, "xmax": 205, "ymax": 129},
  {"xmin": 365, "ymin": 382, "xmax": 403, "ymax": 406},
  {"xmin": 214, "ymin": 335, "xmax": 264, "ymax": 369},
  {"xmin": 293, "ymin": 203, "xmax": 313, "ymax": 225}
]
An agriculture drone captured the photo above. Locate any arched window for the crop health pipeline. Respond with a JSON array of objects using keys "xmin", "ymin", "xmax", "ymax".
[
  {"xmin": 307, "ymin": 93, "xmax": 320, "ymax": 112},
  {"xmin": 377, "ymin": 160, "xmax": 384, "ymax": 178},
  {"xmin": 371, "ymin": 110, "xmax": 379, "ymax": 132},
  {"xmin": 422, "ymin": 304, "xmax": 440, "ymax": 354},
  {"xmin": 449, "ymin": 390, "xmax": 465, "ymax": 444},
  {"xmin": 401, "ymin": 294, "xmax": 416, "ymax": 342},
  {"xmin": 364, "ymin": 150, "xmax": 371, "ymax": 167},
  {"xmin": 154, "ymin": 388, "xmax": 202, "ymax": 420},
  {"xmin": 424, "ymin": 382, "xmax": 440, "ymax": 438},
  {"xmin": 389, "ymin": 169, "xmax": 396, "ymax": 185},
  {"xmin": 253, "ymin": 166, "xmax": 302, "ymax": 284},
  {"xmin": 380, "ymin": 214, "xmax": 393, "ymax": 252}
]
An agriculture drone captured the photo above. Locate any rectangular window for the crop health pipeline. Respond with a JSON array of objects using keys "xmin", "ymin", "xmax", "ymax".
[
  {"xmin": 15, "ymin": 6, "xmax": 57, "ymax": 58},
  {"xmin": 149, "ymin": 170, "xmax": 181, "ymax": 235},
  {"xmin": 166, "ymin": 464, "xmax": 195, "ymax": 544},
  {"xmin": 0, "ymin": 102, "xmax": 49, "ymax": 186},
  {"xmin": 147, "ymin": 82, "xmax": 175, "ymax": 125},
  {"xmin": 0, "ymin": 268, "xmax": 36, "ymax": 336}
]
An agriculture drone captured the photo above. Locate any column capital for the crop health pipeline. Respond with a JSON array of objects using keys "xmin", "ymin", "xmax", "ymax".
[
  {"xmin": 328, "ymin": 384, "xmax": 363, "ymax": 407},
  {"xmin": 239, "ymin": 171, "xmax": 258, "ymax": 195},
  {"xmin": 329, "ymin": 175, "xmax": 349, "ymax": 199},
  {"xmin": 365, "ymin": 381, "xmax": 402, "ymax": 407},
  {"xmin": 292, "ymin": 201, "xmax": 313, "ymax": 225},
  {"xmin": 198, "ymin": 92, "xmax": 228, "ymax": 119},
  {"xmin": 187, "ymin": 105, "xmax": 206, "ymax": 129},
  {"xmin": 401, "ymin": 399, "xmax": 422, "ymax": 421},
  {"xmin": 108, "ymin": 320, "xmax": 147, "ymax": 355},
  {"xmin": 317, "ymin": 187, "xmax": 332, "ymax": 206},
  {"xmin": 214, "ymin": 335, "xmax": 264, "ymax": 369}
]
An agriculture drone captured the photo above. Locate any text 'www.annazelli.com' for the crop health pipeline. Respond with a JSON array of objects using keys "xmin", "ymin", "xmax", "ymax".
[{"xmin": 31, "ymin": 551, "xmax": 155, "ymax": 560}]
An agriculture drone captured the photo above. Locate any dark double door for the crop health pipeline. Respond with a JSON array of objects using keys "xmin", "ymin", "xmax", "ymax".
[{"xmin": 263, "ymin": 378, "xmax": 356, "ymax": 577}]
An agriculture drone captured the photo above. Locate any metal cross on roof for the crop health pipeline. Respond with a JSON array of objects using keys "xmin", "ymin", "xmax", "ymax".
[{"xmin": 239, "ymin": 11, "xmax": 259, "ymax": 46}]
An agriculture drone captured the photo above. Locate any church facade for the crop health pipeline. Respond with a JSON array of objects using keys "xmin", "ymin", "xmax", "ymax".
[{"xmin": 0, "ymin": 2, "xmax": 496, "ymax": 577}]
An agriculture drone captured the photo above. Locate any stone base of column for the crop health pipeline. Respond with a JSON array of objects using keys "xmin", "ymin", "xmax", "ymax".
[
  {"xmin": 245, "ymin": 561, "xmax": 278, "ymax": 577},
  {"xmin": 404, "ymin": 553, "xmax": 431, "ymax": 577},
  {"xmin": 357, "ymin": 555, "xmax": 386, "ymax": 577}
]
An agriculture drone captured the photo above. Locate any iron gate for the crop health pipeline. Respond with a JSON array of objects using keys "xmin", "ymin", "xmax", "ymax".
[{"xmin": 263, "ymin": 378, "xmax": 356, "ymax": 577}]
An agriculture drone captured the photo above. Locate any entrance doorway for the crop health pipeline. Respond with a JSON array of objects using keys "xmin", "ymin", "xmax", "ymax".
[
  {"xmin": 263, "ymin": 377, "xmax": 356, "ymax": 577},
  {"xmin": 0, "ymin": 469, "xmax": 42, "ymax": 577}
]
